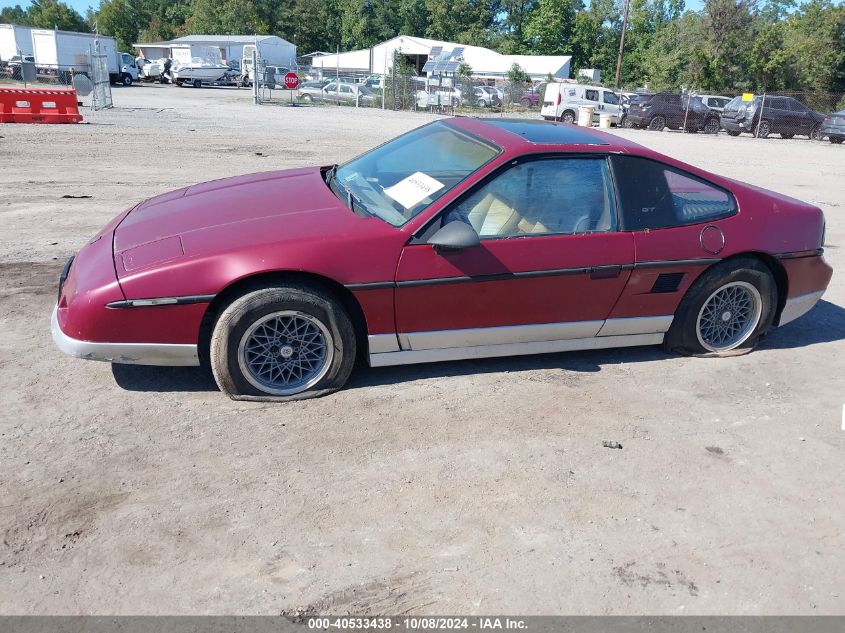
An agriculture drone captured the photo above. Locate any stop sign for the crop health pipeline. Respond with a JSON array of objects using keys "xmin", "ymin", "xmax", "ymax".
[{"xmin": 284, "ymin": 72, "xmax": 300, "ymax": 90}]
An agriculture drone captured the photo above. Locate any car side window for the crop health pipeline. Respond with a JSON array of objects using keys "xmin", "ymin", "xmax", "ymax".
[
  {"xmin": 585, "ymin": 89, "xmax": 599, "ymax": 102},
  {"xmin": 445, "ymin": 158, "xmax": 616, "ymax": 238},
  {"xmin": 602, "ymin": 91, "xmax": 619, "ymax": 105},
  {"xmin": 324, "ymin": 83, "xmax": 335, "ymax": 91},
  {"xmin": 610, "ymin": 156, "xmax": 737, "ymax": 231},
  {"xmin": 788, "ymin": 99, "xmax": 808, "ymax": 112}
]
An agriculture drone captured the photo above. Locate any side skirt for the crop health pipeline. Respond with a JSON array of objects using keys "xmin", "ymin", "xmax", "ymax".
[{"xmin": 369, "ymin": 333, "xmax": 665, "ymax": 367}]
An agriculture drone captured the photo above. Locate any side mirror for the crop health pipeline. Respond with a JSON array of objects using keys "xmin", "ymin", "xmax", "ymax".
[{"xmin": 427, "ymin": 221, "xmax": 480, "ymax": 252}]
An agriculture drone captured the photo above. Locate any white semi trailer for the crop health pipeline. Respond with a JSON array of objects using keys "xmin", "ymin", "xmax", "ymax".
[
  {"xmin": 30, "ymin": 28, "xmax": 138, "ymax": 85},
  {"xmin": 0, "ymin": 23, "xmax": 34, "ymax": 62}
]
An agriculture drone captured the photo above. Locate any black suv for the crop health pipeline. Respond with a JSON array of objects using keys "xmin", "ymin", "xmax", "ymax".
[
  {"xmin": 720, "ymin": 95, "xmax": 825, "ymax": 139},
  {"xmin": 626, "ymin": 93, "xmax": 720, "ymax": 133}
]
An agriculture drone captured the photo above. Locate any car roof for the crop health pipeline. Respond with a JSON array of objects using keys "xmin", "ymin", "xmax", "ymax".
[{"xmin": 446, "ymin": 117, "xmax": 644, "ymax": 153}]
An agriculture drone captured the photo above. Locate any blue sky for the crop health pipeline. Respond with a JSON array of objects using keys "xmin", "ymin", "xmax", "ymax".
[{"xmin": 2, "ymin": 0, "xmax": 709, "ymax": 18}]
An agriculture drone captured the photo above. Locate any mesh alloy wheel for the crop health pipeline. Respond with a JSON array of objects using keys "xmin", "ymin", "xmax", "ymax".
[
  {"xmin": 695, "ymin": 281, "xmax": 763, "ymax": 353},
  {"xmin": 237, "ymin": 310, "xmax": 334, "ymax": 396}
]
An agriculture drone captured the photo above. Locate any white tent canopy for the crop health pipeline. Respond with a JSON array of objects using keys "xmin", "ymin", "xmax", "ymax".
[{"xmin": 310, "ymin": 35, "xmax": 571, "ymax": 80}]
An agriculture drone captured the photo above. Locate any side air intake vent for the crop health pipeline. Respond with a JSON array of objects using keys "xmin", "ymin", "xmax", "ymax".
[{"xmin": 651, "ymin": 272, "xmax": 685, "ymax": 294}]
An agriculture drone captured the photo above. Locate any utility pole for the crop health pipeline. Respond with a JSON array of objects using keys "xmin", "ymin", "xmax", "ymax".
[{"xmin": 614, "ymin": 0, "xmax": 631, "ymax": 90}]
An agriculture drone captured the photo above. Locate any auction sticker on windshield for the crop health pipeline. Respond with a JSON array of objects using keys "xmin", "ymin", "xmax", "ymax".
[{"xmin": 384, "ymin": 172, "xmax": 445, "ymax": 209}]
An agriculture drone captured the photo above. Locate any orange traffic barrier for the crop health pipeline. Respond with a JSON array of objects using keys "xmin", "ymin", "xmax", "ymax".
[{"xmin": 0, "ymin": 87, "xmax": 82, "ymax": 124}]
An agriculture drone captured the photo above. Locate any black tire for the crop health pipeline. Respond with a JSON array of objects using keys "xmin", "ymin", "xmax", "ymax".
[
  {"xmin": 210, "ymin": 286, "xmax": 356, "ymax": 402},
  {"xmin": 301, "ymin": 93, "xmax": 313, "ymax": 102},
  {"xmin": 175, "ymin": 80, "xmax": 184, "ymax": 87},
  {"xmin": 810, "ymin": 124, "xmax": 822, "ymax": 141},
  {"xmin": 619, "ymin": 114, "xmax": 630, "ymax": 128},
  {"xmin": 192, "ymin": 78, "xmax": 202, "ymax": 88},
  {"xmin": 560, "ymin": 110, "xmax": 576, "ymax": 124},
  {"xmin": 755, "ymin": 119, "xmax": 771, "ymax": 138},
  {"xmin": 663, "ymin": 257, "xmax": 777, "ymax": 357},
  {"xmin": 476, "ymin": 99, "xmax": 487, "ymax": 108},
  {"xmin": 831, "ymin": 136, "xmax": 844, "ymax": 144},
  {"xmin": 781, "ymin": 133, "xmax": 794, "ymax": 139},
  {"xmin": 703, "ymin": 117, "xmax": 719, "ymax": 134},
  {"xmin": 648, "ymin": 115, "xmax": 666, "ymax": 131},
  {"xmin": 121, "ymin": 73, "xmax": 133, "ymax": 87},
  {"xmin": 727, "ymin": 130, "xmax": 741, "ymax": 136}
]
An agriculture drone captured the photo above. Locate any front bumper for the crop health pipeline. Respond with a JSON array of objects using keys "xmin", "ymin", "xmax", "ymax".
[
  {"xmin": 52, "ymin": 305, "xmax": 199, "ymax": 366},
  {"xmin": 720, "ymin": 118, "xmax": 750, "ymax": 132}
]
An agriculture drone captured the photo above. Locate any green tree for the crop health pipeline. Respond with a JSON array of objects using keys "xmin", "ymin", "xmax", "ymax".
[
  {"xmin": 524, "ymin": 0, "xmax": 583, "ymax": 56},
  {"xmin": 425, "ymin": 0, "xmax": 498, "ymax": 46},
  {"xmin": 783, "ymin": 0, "xmax": 845, "ymax": 93},
  {"xmin": 27, "ymin": 0, "xmax": 90, "ymax": 31},
  {"xmin": 0, "ymin": 4, "xmax": 29, "ymax": 25}
]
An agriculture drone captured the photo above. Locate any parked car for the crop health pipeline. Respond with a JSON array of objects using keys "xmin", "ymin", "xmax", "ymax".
[
  {"xmin": 720, "ymin": 95, "xmax": 825, "ymax": 139},
  {"xmin": 53, "ymin": 118, "xmax": 832, "ymax": 401},
  {"xmin": 296, "ymin": 81, "xmax": 327, "ymax": 102},
  {"xmin": 699, "ymin": 95, "xmax": 731, "ymax": 113},
  {"xmin": 627, "ymin": 92, "xmax": 720, "ymax": 133},
  {"xmin": 819, "ymin": 109, "xmax": 845, "ymax": 144},
  {"xmin": 541, "ymin": 83, "xmax": 621, "ymax": 124},
  {"xmin": 517, "ymin": 85, "xmax": 541, "ymax": 107},
  {"xmin": 321, "ymin": 81, "xmax": 376, "ymax": 106},
  {"xmin": 618, "ymin": 93, "xmax": 654, "ymax": 128},
  {"xmin": 473, "ymin": 86, "xmax": 501, "ymax": 108}
]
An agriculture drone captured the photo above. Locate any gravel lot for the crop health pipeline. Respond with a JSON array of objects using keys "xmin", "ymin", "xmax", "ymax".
[{"xmin": 1, "ymin": 84, "xmax": 843, "ymax": 615}]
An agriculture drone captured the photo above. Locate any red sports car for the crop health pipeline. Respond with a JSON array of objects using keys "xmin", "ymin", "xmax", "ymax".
[{"xmin": 52, "ymin": 118, "xmax": 832, "ymax": 401}]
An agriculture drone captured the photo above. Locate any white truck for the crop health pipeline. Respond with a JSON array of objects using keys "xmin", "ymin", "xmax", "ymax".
[
  {"xmin": 30, "ymin": 28, "xmax": 138, "ymax": 86},
  {"xmin": 0, "ymin": 23, "xmax": 34, "ymax": 61}
]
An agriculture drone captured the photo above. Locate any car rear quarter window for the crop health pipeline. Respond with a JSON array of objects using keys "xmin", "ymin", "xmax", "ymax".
[{"xmin": 610, "ymin": 156, "xmax": 737, "ymax": 231}]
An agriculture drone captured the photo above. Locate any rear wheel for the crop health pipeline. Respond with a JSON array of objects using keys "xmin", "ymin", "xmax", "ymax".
[
  {"xmin": 560, "ymin": 110, "xmax": 576, "ymax": 124},
  {"xmin": 619, "ymin": 114, "xmax": 631, "ymax": 128},
  {"xmin": 703, "ymin": 117, "xmax": 719, "ymax": 134},
  {"xmin": 648, "ymin": 115, "xmax": 666, "ymax": 131},
  {"xmin": 192, "ymin": 78, "xmax": 202, "ymax": 88},
  {"xmin": 663, "ymin": 258, "xmax": 776, "ymax": 357},
  {"xmin": 210, "ymin": 286, "xmax": 356, "ymax": 401},
  {"xmin": 810, "ymin": 124, "xmax": 822, "ymax": 140}
]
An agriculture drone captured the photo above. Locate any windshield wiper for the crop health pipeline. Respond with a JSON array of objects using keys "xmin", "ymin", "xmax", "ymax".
[
  {"xmin": 324, "ymin": 164, "xmax": 337, "ymax": 187},
  {"xmin": 345, "ymin": 188, "xmax": 371, "ymax": 218}
]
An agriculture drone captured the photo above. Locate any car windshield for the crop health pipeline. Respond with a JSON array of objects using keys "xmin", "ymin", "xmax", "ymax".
[{"xmin": 328, "ymin": 121, "xmax": 500, "ymax": 227}]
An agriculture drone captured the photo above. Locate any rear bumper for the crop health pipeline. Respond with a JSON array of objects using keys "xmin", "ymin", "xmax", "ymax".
[
  {"xmin": 52, "ymin": 305, "xmax": 199, "ymax": 366},
  {"xmin": 820, "ymin": 123, "xmax": 845, "ymax": 136},
  {"xmin": 779, "ymin": 290, "xmax": 825, "ymax": 326}
]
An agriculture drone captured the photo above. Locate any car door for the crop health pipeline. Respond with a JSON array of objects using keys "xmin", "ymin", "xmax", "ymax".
[
  {"xmin": 601, "ymin": 89, "xmax": 620, "ymax": 122},
  {"xmin": 393, "ymin": 156, "xmax": 635, "ymax": 352},
  {"xmin": 584, "ymin": 88, "xmax": 600, "ymax": 122},
  {"xmin": 322, "ymin": 82, "xmax": 337, "ymax": 103},
  {"xmin": 788, "ymin": 99, "xmax": 811, "ymax": 135}
]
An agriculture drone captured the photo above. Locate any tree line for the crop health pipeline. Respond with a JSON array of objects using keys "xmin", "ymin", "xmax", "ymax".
[{"xmin": 2, "ymin": 0, "xmax": 844, "ymax": 94}]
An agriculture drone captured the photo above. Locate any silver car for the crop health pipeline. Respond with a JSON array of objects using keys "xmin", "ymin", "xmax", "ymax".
[{"xmin": 321, "ymin": 82, "xmax": 376, "ymax": 106}]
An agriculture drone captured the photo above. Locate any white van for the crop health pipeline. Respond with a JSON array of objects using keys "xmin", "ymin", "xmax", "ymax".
[{"xmin": 541, "ymin": 83, "xmax": 620, "ymax": 124}]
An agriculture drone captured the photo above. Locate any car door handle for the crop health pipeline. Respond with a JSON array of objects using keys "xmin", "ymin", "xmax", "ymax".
[{"xmin": 590, "ymin": 265, "xmax": 622, "ymax": 279}]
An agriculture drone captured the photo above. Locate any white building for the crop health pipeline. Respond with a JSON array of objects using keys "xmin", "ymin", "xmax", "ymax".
[
  {"xmin": 310, "ymin": 35, "xmax": 571, "ymax": 81},
  {"xmin": 133, "ymin": 34, "xmax": 296, "ymax": 70}
]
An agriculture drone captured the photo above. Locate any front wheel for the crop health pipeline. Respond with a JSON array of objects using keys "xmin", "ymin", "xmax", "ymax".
[
  {"xmin": 210, "ymin": 286, "xmax": 357, "ymax": 401},
  {"xmin": 663, "ymin": 258, "xmax": 776, "ymax": 357},
  {"xmin": 121, "ymin": 73, "xmax": 133, "ymax": 87},
  {"xmin": 192, "ymin": 78, "xmax": 202, "ymax": 88},
  {"xmin": 619, "ymin": 114, "xmax": 631, "ymax": 128},
  {"xmin": 703, "ymin": 117, "xmax": 719, "ymax": 134},
  {"xmin": 755, "ymin": 119, "xmax": 771, "ymax": 138}
]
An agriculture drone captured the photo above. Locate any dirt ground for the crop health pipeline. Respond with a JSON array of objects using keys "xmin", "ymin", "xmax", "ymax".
[{"xmin": 1, "ymin": 84, "xmax": 844, "ymax": 615}]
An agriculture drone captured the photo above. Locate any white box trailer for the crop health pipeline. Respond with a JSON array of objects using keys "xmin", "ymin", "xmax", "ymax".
[
  {"xmin": 0, "ymin": 23, "xmax": 34, "ymax": 62},
  {"xmin": 30, "ymin": 28, "xmax": 138, "ymax": 85},
  {"xmin": 241, "ymin": 39, "xmax": 297, "ymax": 86}
]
